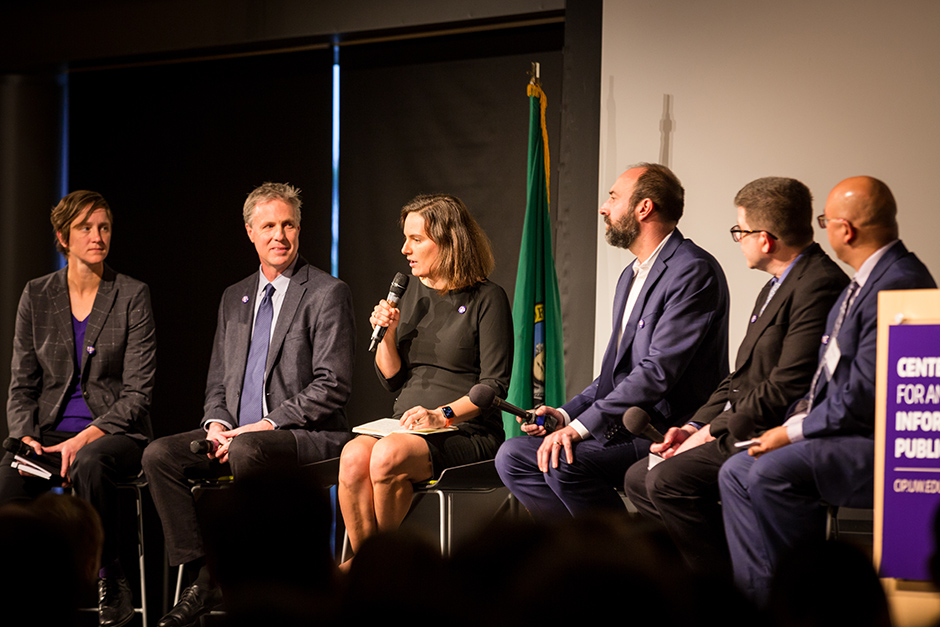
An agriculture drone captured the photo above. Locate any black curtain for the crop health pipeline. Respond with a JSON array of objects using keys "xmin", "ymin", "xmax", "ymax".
[
  {"xmin": 69, "ymin": 49, "xmax": 334, "ymax": 436},
  {"xmin": 338, "ymin": 24, "xmax": 564, "ymax": 426}
]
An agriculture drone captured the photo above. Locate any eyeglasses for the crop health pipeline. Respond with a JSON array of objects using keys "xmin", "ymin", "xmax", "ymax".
[
  {"xmin": 817, "ymin": 214, "xmax": 852, "ymax": 228},
  {"xmin": 730, "ymin": 226, "xmax": 778, "ymax": 243}
]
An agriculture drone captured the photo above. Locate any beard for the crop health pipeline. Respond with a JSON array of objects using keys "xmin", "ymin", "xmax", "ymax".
[{"xmin": 605, "ymin": 210, "xmax": 640, "ymax": 250}]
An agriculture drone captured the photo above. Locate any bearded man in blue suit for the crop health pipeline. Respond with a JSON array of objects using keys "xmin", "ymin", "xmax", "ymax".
[
  {"xmin": 496, "ymin": 163, "xmax": 730, "ymax": 518},
  {"xmin": 718, "ymin": 176, "xmax": 936, "ymax": 604}
]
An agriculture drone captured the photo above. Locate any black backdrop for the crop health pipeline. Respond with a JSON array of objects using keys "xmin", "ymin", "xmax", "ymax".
[
  {"xmin": 338, "ymin": 25, "xmax": 563, "ymax": 425},
  {"xmin": 67, "ymin": 23, "xmax": 563, "ymax": 436},
  {"xmin": 69, "ymin": 49, "xmax": 334, "ymax": 436}
]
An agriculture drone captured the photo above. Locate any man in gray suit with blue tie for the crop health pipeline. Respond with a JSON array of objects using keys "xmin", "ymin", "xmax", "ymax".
[{"xmin": 142, "ymin": 182, "xmax": 355, "ymax": 627}]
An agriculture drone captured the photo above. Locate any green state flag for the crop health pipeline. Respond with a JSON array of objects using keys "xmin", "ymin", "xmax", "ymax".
[{"xmin": 503, "ymin": 77, "xmax": 565, "ymax": 438}]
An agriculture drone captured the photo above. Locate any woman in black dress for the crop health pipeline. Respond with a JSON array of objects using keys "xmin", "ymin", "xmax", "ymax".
[{"xmin": 338, "ymin": 193, "xmax": 512, "ymax": 560}]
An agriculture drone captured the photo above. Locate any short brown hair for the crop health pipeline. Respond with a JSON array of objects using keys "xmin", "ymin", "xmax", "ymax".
[
  {"xmin": 734, "ymin": 177, "xmax": 813, "ymax": 247},
  {"xmin": 400, "ymin": 194, "xmax": 494, "ymax": 292},
  {"xmin": 50, "ymin": 190, "xmax": 112, "ymax": 255},
  {"xmin": 628, "ymin": 163, "xmax": 685, "ymax": 223}
]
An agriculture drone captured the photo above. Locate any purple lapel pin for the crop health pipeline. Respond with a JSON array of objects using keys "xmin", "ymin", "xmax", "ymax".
[
  {"xmin": 457, "ymin": 305, "xmax": 467, "ymax": 314},
  {"xmin": 750, "ymin": 314, "xmax": 758, "ymax": 323},
  {"xmin": 242, "ymin": 295, "xmax": 250, "ymax": 303},
  {"xmin": 638, "ymin": 319, "xmax": 645, "ymax": 329},
  {"xmin": 86, "ymin": 346, "xmax": 95, "ymax": 355}
]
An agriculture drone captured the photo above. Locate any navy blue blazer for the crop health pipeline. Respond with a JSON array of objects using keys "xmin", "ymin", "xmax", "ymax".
[
  {"xmin": 562, "ymin": 229, "xmax": 731, "ymax": 441},
  {"xmin": 803, "ymin": 240, "xmax": 935, "ymax": 438},
  {"xmin": 801, "ymin": 241, "xmax": 935, "ymax": 506},
  {"xmin": 200, "ymin": 257, "xmax": 356, "ymax": 463}
]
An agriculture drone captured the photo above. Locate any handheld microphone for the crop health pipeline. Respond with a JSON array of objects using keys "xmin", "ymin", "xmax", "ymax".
[
  {"xmin": 3, "ymin": 437, "xmax": 34, "ymax": 458},
  {"xmin": 190, "ymin": 439, "xmax": 219, "ymax": 455},
  {"xmin": 468, "ymin": 384, "xmax": 558, "ymax": 433},
  {"xmin": 622, "ymin": 406, "xmax": 664, "ymax": 443},
  {"xmin": 3, "ymin": 436, "xmax": 64, "ymax": 479},
  {"xmin": 369, "ymin": 272, "xmax": 410, "ymax": 352}
]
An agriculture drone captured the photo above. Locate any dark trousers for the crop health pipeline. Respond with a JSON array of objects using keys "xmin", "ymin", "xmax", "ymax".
[
  {"xmin": 0, "ymin": 431, "xmax": 145, "ymax": 566},
  {"xmin": 141, "ymin": 428, "xmax": 297, "ymax": 566},
  {"xmin": 623, "ymin": 438, "xmax": 732, "ymax": 577},
  {"xmin": 718, "ymin": 440, "xmax": 828, "ymax": 604},
  {"xmin": 494, "ymin": 433, "xmax": 646, "ymax": 518}
]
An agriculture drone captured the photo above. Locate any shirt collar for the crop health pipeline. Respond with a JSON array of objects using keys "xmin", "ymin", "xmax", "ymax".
[
  {"xmin": 773, "ymin": 250, "xmax": 804, "ymax": 285},
  {"xmin": 633, "ymin": 228, "xmax": 675, "ymax": 274},
  {"xmin": 854, "ymin": 240, "xmax": 898, "ymax": 288},
  {"xmin": 257, "ymin": 257, "xmax": 298, "ymax": 294}
]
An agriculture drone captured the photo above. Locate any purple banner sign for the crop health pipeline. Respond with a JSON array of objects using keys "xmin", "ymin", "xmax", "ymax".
[{"xmin": 881, "ymin": 324, "xmax": 940, "ymax": 580}]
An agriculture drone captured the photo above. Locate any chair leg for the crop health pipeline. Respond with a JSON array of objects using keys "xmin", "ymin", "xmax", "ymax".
[
  {"xmin": 435, "ymin": 490, "xmax": 446, "ymax": 556},
  {"xmin": 445, "ymin": 491, "xmax": 457, "ymax": 557},
  {"xmin": 174, "ymin": 564, "xmax": 184, "ymax": 605},
  {"xmin": 132, "ymin": 483, "xmax": 149, "ymax": 627},
  {"xmin": 826, "ymin": 505, "xmax": 839, "ymax": 540},
  {"xmin": 340, "ymin": 529, "xmax": 351, "ymax": 564}
]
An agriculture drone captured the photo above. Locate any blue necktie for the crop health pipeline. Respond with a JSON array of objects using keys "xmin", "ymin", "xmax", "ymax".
[
  {"xmin": 757, "ymin": 277, "xmax": 780, "ymax": 318},
  {"xmin": 239, "ymin": 283, "xmax": 275, "ymax": 425}
]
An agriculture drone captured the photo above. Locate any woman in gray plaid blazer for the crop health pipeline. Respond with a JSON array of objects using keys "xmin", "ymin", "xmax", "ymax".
[{"xmin": 2, "ymin": 190, "xmax": 156, "ymax": 627}]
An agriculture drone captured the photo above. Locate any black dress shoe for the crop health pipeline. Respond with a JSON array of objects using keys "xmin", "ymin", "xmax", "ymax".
[
  {"xmin": 98, "ymin": 575, "xmax": 135, "ymax": 627},
  {"xmin": 157, "ymin": 583, "xmax": 223, "ymax": 627}
]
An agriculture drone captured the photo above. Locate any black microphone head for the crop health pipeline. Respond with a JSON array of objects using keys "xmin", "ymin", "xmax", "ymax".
[
  {"xmin": 468, "ymin": 384, "xmax": 496, "ymax": 409},
  {"xmin": 622, "ymin": 406, "xmax": 652, "ymax": 435},
  {"xmin": 389, "ymin": 272, "xmax": 410, "ymax": 298},
  {"xmin": 190, "ymin": 440, "xmax": 211, "ymax": 455},
  {"xmin": 728, "ymin": 414, "xmax": 756, "ymax": 441}
]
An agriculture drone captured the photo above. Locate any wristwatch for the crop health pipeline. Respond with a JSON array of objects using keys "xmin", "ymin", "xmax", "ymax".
[{"xmin": 441, "ymin": 406, "xmax": 455, "ymax": 427}]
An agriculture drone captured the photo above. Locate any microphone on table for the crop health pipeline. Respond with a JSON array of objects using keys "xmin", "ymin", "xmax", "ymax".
[
  {"xmin": 190, "ymin": 439, "xmax": 219, "ymax": 455},
  {"xmin": 468, "ymin": 384, "xmax": 558, "ymax": 433},
  {"xmin": 369, "ymin": 272, "xmax": 410, "ymax": 352},
  {"xmin": 622, "ymin": 406, "xmax": 664, "ymax": 443}
]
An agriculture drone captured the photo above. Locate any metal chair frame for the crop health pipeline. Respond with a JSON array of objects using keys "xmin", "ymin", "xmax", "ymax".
[
  {"xmin": 78, "ymin": 476, "xmax": 149, "ymax": 627},
  {"xmin": 341, "ymin": 458, "xmax": 512, "ymax": 560}
]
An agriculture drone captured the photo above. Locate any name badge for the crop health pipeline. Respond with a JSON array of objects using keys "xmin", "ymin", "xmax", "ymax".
[{"xmin": 824, "ymin": 338, "xmax": 841, "ymax": 375}]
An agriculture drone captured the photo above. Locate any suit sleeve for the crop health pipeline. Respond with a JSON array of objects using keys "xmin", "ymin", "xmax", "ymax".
[
  {"xmin": 202, "ymin": 295, "xmax": 237, "ymax": 429},
  {"xmin": 721, "ymin": 269, "xmax": 846, "ymax": 435},
  {"xmin": 88, "ymin": 282, "xmax": 156, "ymax": 437},
  {"xmin": 687, "ymin": 375, "xmax": 733, "ymax": 427},
  {"xmin": 567, "ymin": 257, "xmax": 725, "ymax": 440},
  {"xmin": 6, "ymin": 284, "xmax": 42, "ymax": 440},
  {"xmin": 265, "ymin": 279, "xmax": 355, "ymax": 431}
]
